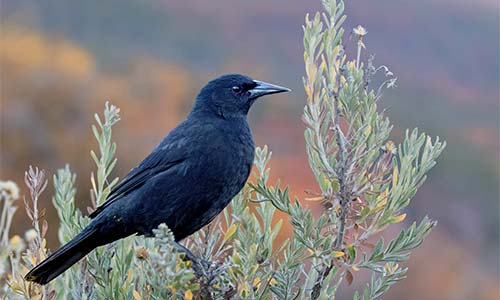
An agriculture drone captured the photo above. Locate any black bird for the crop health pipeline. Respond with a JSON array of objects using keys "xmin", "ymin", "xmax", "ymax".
[{"xmin": 25, "ymin": 74, "xmax": 290, "ymax": 284}]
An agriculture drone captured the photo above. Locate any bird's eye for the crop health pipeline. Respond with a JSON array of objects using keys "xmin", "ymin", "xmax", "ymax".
[{"xmin": 232, "ymin": 86, "xmax": 241, "ymax": 93}]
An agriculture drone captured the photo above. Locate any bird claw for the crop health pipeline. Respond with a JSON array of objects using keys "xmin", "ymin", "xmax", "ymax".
[{"xmin": 172, "ymin": 242, "xmax": 215, "ymax": 276}]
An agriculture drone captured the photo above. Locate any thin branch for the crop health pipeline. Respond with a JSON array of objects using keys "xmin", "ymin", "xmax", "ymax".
[
  {"xmin": 311, "ymin": 47, "xmax": 350, "ymax": 300},
  {"xmin": 310, "ymin": 263, "xmax": 334, "ymax": 300},
  {"xmin": 331, "ymin": 60, "xmax": 350, "ymax": 250}
]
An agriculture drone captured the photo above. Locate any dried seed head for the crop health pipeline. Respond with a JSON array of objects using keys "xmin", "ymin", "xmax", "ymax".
[
  {"xmin": 9, "ymin": 235, "xmax": 26, "ymax": 253},
  {"xmin": 0, "ymin": 181, "xmax": 20, "ymax": 201},
  {"xmin": 382, "ymin": 140, "xmax": 397, "ymax": 155},
  {"xmin": 353, "ymin": 25, "xmax": 368, "ymax": 38},
  {"xmin": 135, "ymin": 247, "xmax": 148, "ymax": 260},
  {"xmin": 25, "ymin": 229, "xmax": 38, "ymax": 242}
]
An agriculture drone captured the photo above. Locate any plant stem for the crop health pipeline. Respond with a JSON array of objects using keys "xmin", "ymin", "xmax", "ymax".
[{"xmin": 331, "ymin": 54, "xmax": 349, "ymax": 250}]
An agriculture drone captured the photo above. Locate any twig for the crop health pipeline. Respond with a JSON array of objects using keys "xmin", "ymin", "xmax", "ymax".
[
  {"xmin": 23, "ymin": 166, "xmax": 49, "ymax": 300},
  {"xmin": 24, "ymin": 166, "xmax": 48, "ymax": 253},
  {"xmin": 310, "ymin": 263, "xmax": 334, "ymax": 300},
  {"xmin": 330, "ymin": 56, "xmax": 349, "ymax": 250},
  {"xmin": 311, "ymin": 47, "xmax": 350, "ymax": 300},
  {"xmin": 0, "ymin": 198, "xmax": 11, "ymax": 246}
]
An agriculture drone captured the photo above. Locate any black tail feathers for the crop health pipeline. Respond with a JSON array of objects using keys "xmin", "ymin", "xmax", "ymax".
[{"xmin": 25, "ymin": 227, "xmax": 98, "ymax": 285}]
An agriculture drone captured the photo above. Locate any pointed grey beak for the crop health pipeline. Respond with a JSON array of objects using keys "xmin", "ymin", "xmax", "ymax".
[{"xmin": 249, "ymin": 80, "xmax": 291, "ymax": 99}]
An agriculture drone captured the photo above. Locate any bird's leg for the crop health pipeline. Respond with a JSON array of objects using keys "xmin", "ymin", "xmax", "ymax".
[
  {"xmin": 172, "ymin": 242, "xmax": 214, "ymax": 275},
  {"xmin": 173, "ymin": 241, "xmax": 235, "ymax": 297},
  {"xmin": 172, "ymin": 241, "xmax": 198, "ymax": 263}
]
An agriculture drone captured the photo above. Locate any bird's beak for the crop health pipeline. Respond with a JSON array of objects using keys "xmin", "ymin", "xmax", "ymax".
[{"xmin": 249, "ymin": 80, "xmax": 291, "ymax": 99}]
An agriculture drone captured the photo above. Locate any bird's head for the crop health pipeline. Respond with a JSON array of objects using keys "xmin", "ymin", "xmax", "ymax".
[{"xmin": 192, "ymin": 74, "xmax": 290, "ymax": 118}]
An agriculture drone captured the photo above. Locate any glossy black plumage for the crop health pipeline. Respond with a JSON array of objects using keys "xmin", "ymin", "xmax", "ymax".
[{"xmin": 25, "ymin": 74, "xmax": 290, "ymax": 284}]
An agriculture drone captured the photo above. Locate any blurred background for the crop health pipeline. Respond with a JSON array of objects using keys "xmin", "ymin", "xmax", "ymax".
[{"xmin": 0, "ymin": 0, "xmax": 498, "ymax": 299}]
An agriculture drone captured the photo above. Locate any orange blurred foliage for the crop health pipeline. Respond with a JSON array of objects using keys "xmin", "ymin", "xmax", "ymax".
[{"xmin": 0, "ymin": 27, "xmax": 195, "ymax": 243}]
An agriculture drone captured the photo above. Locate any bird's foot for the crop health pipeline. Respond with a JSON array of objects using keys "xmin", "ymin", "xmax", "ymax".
[
  {"xmin": 172, "ymin": 242, "xmax": 215, "ymax": 276},
  {"xmin": 173, "ymin": 241, "xmax": 234, "ymax": 296}
]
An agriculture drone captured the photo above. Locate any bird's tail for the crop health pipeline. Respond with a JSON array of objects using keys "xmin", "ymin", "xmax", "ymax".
[{"xmin": 25, "ymin": 227, "xmax": 98, "ymax": 285}]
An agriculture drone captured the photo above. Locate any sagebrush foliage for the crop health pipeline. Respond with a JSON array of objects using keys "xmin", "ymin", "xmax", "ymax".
[{"xmin": 1, "ymin": 0, "xmax": 444, "ymax": 299}]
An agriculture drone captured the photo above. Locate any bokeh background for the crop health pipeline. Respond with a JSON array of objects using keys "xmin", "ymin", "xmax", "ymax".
[{"xmin": 1, "ymin": 0, "xmax": 498, "ymax": 299}]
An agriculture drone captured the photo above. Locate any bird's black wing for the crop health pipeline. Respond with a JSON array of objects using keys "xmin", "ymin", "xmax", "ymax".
[{"xmin": 89, "ymin": 144, "xmax": 187, "ymax": 219}]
